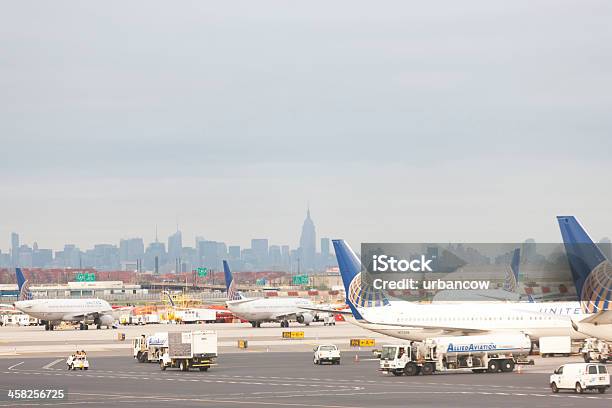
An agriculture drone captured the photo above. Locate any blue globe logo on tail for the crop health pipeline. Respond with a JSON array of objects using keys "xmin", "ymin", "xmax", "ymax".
[
  {"xmin": 558, "ymin": 216, "xmax": 612, "ymax": 314},
  {"xmin": 15, "ymin": 268, "xmax": 33, "ymax": 301},
  {"xmin": 333, "ymin": 239, "xmax": 390, "ymax": 321},
  {"xmin": 580, "ymin": 260, "xmax": 612, "ymax": 314},
  {"xmin": 223, "ymin": 260, "xmax": 243, "ymax": 301}
]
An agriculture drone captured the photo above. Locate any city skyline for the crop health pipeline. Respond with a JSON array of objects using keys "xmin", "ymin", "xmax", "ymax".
[{"xmin": 0, "ymin": 208, "xmax": 337, "ymax": 273}]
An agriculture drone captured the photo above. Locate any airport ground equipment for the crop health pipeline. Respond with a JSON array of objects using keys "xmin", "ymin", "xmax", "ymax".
[
  {"xmin": 379, "ymin": 334, "xmax": 531, "ymax": 376},
  {"xmin": 323, "ymin": 313, "xmax": 336, "ymax": 326},
  {"xmin": 133, "ymin": 332, "xmax": 168, "ymax": 363},
  {"xmin": 66, "ymin": 355, "xmax": 89, "ymax": 371},
  {"xmin": 550, "ymin": 363, "xmax": 609, "ymax": 394},
  {"xmin": 539, "ymin": 336, "xmax": 572, "ymax": 357},
  {"xmin": 159, "ymin": 330, "xmax": 217, "ymax": 372},
  {"xmin": 581, "ymin": 338, "xmax": 611, "ymax": 363},
  {"xmin": 313, "ymin": 345, "xmax": 341, "ymax": 365}
]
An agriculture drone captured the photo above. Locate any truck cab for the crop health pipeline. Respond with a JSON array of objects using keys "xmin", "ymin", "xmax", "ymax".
[{"xmin": 380, "ymin": 344, "xmax": 421, "ymax": 376}]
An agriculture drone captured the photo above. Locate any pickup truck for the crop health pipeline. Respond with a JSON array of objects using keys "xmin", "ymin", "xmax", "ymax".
[{"xmin": 313, "ymin": 344, "xmax": 341, "ymax": 365}]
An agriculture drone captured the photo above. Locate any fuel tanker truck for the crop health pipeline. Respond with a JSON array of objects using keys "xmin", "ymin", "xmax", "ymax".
[{"xmin": 380, "ymin": 333, "xmax": 532, "ymax": 376}]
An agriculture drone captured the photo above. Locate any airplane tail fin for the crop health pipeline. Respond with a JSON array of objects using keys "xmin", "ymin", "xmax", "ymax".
[
  {"xmin": 557, "ymin": 216, "xmax": 612, "ymax": 313},
  {"xmin": 15, "ymin": 268, "xmax": 33, "ymax": 301},
  {"xmin": 503, "ymin": 248, "xmax": 521, "ymax": 292},
  {"xmin": 332, "ymin": 240, "xmax": 389, "ymax": 321},
  {"xmin": 223, "ymin": 260, "xmax": 243, "ymax": 301}
]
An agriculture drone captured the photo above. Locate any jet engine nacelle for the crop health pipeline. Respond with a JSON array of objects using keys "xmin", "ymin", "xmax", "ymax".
[
  {"xmin": 98, "ymin": 314, "xmax": 115, "ymax": 327},
  {"xmin": 297, "ymin": 313, "xmax": 314, "ymax": 325}
]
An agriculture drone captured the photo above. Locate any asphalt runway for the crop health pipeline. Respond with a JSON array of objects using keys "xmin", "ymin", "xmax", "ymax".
[{"xmin": 0, "ymin": 352, "xmax": 610, "ymax": 408}]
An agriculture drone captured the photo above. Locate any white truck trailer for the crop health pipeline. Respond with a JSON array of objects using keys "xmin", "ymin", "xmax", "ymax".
[
  {"xmin": 380, "ymin": 334, "xmax": 532, "ymax": 376},
  {"xmin": 539, "ymin": 336, "xmax": 572, "ymax": 357},
  {"xmin": 133, "ymin": 332, "xmax": 168, "ymax": 363},
  {"xmin": 160, "ymin": 331, "xmax": 217, "ymax": 372},
  {"xmin": 175, "ymin": 309, "xmax": 217, "ymax": 324}
]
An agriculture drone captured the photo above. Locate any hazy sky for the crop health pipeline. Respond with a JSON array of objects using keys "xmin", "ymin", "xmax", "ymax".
[{"xmin": 1, "ymin": 1, "xmax": 612, "ymax": 252}]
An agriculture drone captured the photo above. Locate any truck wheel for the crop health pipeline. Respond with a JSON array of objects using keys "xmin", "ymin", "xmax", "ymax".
[
  {"xmin": 160, "ymin": 361, "xmax": 166, "ymax": 371},
  {"xmin": 487, "ymin": 361, "xmax": 499, "ymax": 373},
  {"xmin": 575, "ymin": 382, "xmax": 584, "ymax": 394},
  {"xmin": 199, "ymin": 367, "xmax": 209, "ymax": 371},
  {"xmin": 551, "ymin": 382, "xmax": 559, "ymax": 393},
  {"xmin": 250, "ymin": 321, "xmax": 257, "ymax": 328},
  {"xmin": 501, "ymin": 359, "xmax": 515, "ymax": 373},
  {"xmin": 583, "ymin": 354, "xmax": 591, "ymax": 363},
  {"xmin": 598, "ymin": 387, "xmax": 607, "ymax": 394},
  {"xmin": 404, "ymin": 363, "xmax": 418, "ymax": 376},
  {"xmin": 421, "ymin": 363, "xmax": 434, "ymax": 375}
]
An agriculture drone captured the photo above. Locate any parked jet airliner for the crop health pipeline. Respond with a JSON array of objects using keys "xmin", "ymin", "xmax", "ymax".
[
  {"xmin": 13, "ymin": 268, "xmax": 115, "ymax": 330},
  {"xmin": 330, "ymin": 216, "xmax": 611, "ymax": 342},
  {"xmin": 223, "ymin": 261, "xmax": 316, "ymax": 327}
]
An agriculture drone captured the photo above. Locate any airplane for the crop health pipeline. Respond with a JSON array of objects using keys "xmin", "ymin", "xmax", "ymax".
[
  {"xmin": 329, "ymin": 216, "xmax": 612, "ymax": 342},
  {"xmin": 222, "ymin": 260, "xmax": 317, "ymax": 327},
  {"xmin": 13, "ymin": 268, "xmax": 116, "ymax": 331}
]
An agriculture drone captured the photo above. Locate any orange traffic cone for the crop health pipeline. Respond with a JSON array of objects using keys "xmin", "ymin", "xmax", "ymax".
[{"xmin": 354, "ymin": 353, "xmax": 359, "ymax": 363}]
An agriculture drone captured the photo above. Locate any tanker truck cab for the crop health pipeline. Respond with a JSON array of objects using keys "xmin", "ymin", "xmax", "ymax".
[
  {"xmin": 550, "ymin": 363, "xmax": 609, "ymax": 394},
  {"xmin": 380, "ymin": 344, "xmax": 421, "ymax": 376}
]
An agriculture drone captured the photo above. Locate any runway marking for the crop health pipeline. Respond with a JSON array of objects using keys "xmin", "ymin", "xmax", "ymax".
[
  {"xmin": 7, "ymin": 361, "xmax": 24, "ymax": 370},
  {"xmin": 42, "ymin": 358, "xmax": 64, "ymax": 369}
]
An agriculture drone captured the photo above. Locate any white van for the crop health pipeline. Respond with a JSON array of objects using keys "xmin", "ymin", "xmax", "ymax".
[{"xmin": 550, "ymin": 363, "xmax": 610, "ymax": 394}]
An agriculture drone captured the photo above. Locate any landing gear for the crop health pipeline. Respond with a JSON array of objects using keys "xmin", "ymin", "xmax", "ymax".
[
  {"xmin": 79, "ymin": 323, "xmax": 89, "ymax": 330},
  {"xmin": 45, "ymin": 323, "xmax": 55, "ymax": 331},
  {"xmin": 280, "ymin": 320, "xmax": 289, "ymax": 328}
]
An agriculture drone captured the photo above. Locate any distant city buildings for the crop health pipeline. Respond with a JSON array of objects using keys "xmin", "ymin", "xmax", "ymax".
[{"xmin": 2, "ymin": 208, "xmax": 338, "ymax": 273}]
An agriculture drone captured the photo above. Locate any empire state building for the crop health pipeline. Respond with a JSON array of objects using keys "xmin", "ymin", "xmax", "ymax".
[{"xmin": 299, "ymin": 208, "xmax": 316, "ymax": 272}]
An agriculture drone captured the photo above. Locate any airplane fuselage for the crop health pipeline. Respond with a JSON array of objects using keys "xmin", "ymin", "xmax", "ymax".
[
  {"xmin": 14, "ymin": 298, "xmax": 113, "ymax": 322},
  {"xmin": 226, "ymin": 297, "xmax": 314, "ymax": 322}
]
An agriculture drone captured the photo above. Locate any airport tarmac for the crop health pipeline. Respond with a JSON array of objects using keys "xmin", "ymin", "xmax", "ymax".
[
  {"xmin": 0, "ymin": 352, "xmax": 609, "ymax": 407},
  {"xmin": 0, "ymin": 322, "xmax": 396, "ymax": 356},
  {"xmin": 0, "ymin": 323, "xmax": 610, "ymax": 406}
]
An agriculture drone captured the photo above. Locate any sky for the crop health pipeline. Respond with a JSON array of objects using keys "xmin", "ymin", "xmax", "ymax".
[{"xmin": 1, "ymin": 1, "xmax": 612, "ymax": 252}]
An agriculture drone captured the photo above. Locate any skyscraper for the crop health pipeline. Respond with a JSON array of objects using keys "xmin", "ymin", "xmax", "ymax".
[
  {"xmin": 299, "ymin": 208, "xmax": 316, "ymax": 272},
  {"xmin": 168, "ymin": 230, "xmax": 183, "ymax": 262},
  {"xmin": 119, "ymin": 238, "xmax": 144, "ymax": 262},
  {"xmin": 251, "ymin": 239, "xmax": 269, "ymax": 268},
  {"xmin": 11, "ymin": 232, "xmax": 19, "ymax": 266}
]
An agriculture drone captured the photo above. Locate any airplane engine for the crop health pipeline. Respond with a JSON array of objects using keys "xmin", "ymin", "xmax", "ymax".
[
  {"xmin": 99, "ymin": 314, "xmax": 115, "ymax": 327},
  {"xmin": 297, "ymin": 313, "xmax": 314, "ymax": 325}
]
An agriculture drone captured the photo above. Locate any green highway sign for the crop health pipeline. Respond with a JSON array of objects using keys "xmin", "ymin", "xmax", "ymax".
[
  {"xmin": 292, "ymin": 275, "xmax": 309, "ymax": 285},
  {"xmin": 76, "ymin": 272, "xmax": 96, "ymax": 282},
  {"xmin": 197, "ymin": 267, "xmax": 208, "ymax": 277},
  {"xmin": 256, "ymin": 278, "xmax": 266, "ymax": 286}
]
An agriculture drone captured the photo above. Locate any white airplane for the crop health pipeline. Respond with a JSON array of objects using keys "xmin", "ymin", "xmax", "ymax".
[
  {"xmin": 330, "ymin": 216, "xmax": 612, "ymax": 342},
  {"xmin": 223, "ymin": 261, "xmax": 317, "ymax": 327},
  {"xmin": 13, "ymin": 268, "xmax": 115, "ymax": 331}
]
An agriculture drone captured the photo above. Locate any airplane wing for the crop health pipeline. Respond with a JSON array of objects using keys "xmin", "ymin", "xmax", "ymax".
[
  {"xmin": 578, "ymin": 310, "xmax": 612, "ymax": 325},
  {"xmin": 69, "ymin": 312, "xmax": 103, "ymax": 320},
  {"xmin": 299, "ymin": 306, "xmax": 353, "ymax": 315}
]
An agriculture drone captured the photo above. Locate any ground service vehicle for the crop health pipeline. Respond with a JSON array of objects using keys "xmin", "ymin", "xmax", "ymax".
[
  {"xmin": 66, "ymin": 355, "xmax": 89, "ymax": 370},
  {"xmin": 581, "ymin": 338, "xmax": 610, "ymax": 363},
  {"xmin": 539, "ymin": 336, "xmax": 572, "ymax": 357},
  {"xmin": 550, "ymin": 363, "xmax": 609, "ymax": 394},
  {"xmin": 159, "ymin": 331, "xmax": 217, "ymax": 372},
  {"xmin": 133, "ymin": 332, "xmax": 168, "ymax": 363},
  {"xmin": 313, "ymin": 344, "xmax": 341, "ymax": 365},
  {"xmin": 322, "ymin": 314, "xmax": 336, "ymax": 326},
  {"xmin": 380, "ymin": 334, "xmax": 531, "ymax": 376}
]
